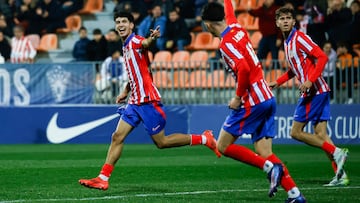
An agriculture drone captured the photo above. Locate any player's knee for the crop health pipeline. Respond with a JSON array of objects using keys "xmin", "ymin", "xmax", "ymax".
[
  {"xmin": 111, "ymin": 131, "xmax": 125, "ymax": 144},
  {"xmin": 290, "ymin": 128, "xmax": 301, "ymax": 139}
]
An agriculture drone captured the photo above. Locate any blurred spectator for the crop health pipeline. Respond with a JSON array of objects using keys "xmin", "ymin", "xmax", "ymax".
[
  {"xmin": 96, "ymin": 49, "xmax": 127, "ymax": 103},
  {"xmin": 336, "ymin": 42, "xmax": 357, "ymax": 104},
  {"xmin": 165, "ymin": 9, "xmax": 191, "ymax": 51},
  {"xmin": 326, "ymin": 0, "xmax": 352, "ymax": 49},
  {"xmin": 322, "ymin": 41, "xmax": 337, "ymax": 101},
  {"xmin": 35, "ymin": 0, "xmax": 66, "ymax": 34},
  {"xmin": 138, "ymin": 4, "xmax": 166, "ymax": 53},
  {"xmin": 0, "ymin": 0, "xmax": 16, "ymax": 36},
  {"xmin": 303, "ymin": 0, "xmax": 327, "ymax": 46},
  {"xmin": 14, "ymin": 0, "xmax": 41, "ymax": 35},
  {"xmin": 86, "ymin": 28, "xmax": 107, "ymax": 61},
  {"xmin": 72, "ymin": 26, "xmax": 90, "ymax": 61},
  {"xmin": 10, "ymin": 25, "xmax": 36, "ymax": 63},
  {"xmin": 58, "ymin": 0, "xmax": 84, "ymax": 16},
  {"xmin": 349, "ymin": 0, "xmax": 360, "ymax": 47},
  {"xmin": 0, "ymin": 30, "xmax": 11, "ymax": 62},
  {"xmin": 248, "ymin": 0, "xmax": 282, "ymax": 69},
  {"xmin": 106, "ymin": 29, "xmax": 122, "ymax": 57},
  {"xmin": 0, "ymin": 12, "xmax": 12, "ymax": 37}
]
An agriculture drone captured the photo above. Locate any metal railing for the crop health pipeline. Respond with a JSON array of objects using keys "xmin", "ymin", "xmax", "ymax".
[{"xmin": 94, "ymin": 58, "xmax": 359, "ymax": 105}]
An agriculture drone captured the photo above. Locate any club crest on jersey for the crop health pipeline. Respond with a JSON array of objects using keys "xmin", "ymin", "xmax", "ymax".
[
  {"xmin": 46, "ymin": 65, "xmax": 71, "ymax": 103},
  {"xmin": 232, "ymin": 31, "xmax": 245, "ymax": 43}
]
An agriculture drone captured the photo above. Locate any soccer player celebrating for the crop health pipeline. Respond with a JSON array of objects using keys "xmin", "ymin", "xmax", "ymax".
[
  {"xmin": 269, "ymin": 6, "xmax": 349, "ymax": 187},
  {"xmin": 79, "ymin": 12, "xmax": 221, "ymax": 190},
  {"xmin": 202, "ymin": 1, "xmax": 305, "ymax": 202}
]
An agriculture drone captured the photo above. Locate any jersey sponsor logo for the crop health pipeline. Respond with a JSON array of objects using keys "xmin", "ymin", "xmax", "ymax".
[
  {"xmin": 46, "ymin": 65, "xmax": 71, "ymax": 102},
  {"xmin": 46, "ymin": 113, "xmax": 119, "ymax": 144}
]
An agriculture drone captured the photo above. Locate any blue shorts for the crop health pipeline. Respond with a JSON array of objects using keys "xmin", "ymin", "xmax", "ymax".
[
  {"xmin": 294, "ymin": 92, "xmax": 330, "ymax": 125},
  {"xmin": 116, "ymin": 102, "xmax": 166, "ymax": 136},
  {"xmin": 222, "ymin": 98, "xmax": 276, "ymax": 143}
]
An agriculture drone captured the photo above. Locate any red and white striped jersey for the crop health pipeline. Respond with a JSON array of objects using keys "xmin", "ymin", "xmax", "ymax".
[
  {"xmin": 10, "ymin": 36, "xmax": 36, "ymax": 63},
  {"xmin": 282, "ymin": 28, "xmax": 330, "ymax": 97},
  {"xmin": 122, "ymin": 33, "xmax": 161, "ymax": 104},
  {"xmin": 221, "ymin": 0, "xmax": 273, "ymax": 107}
]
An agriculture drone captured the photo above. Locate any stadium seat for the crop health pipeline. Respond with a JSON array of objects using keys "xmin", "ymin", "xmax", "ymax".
[
  {"xmin": 78, "ymin": 0, "xmax": 103, "ymax": 14},
  {"xmin": 153, "ymin": 70, "xmax": 171, "ymax": 88},
  {"xmin": 224, "ymin": 74, "xmax": 236, "ymax": 88},
  {"xmin": 207, "ymin": 37, "xmax": 221, "ymax": 50},
  {"xmin": 185, "ymin": 32, "xmax": 195, "ymax": 50},
  {"xmin": 172, "ymin": 70, "xmax": 189, "ymax": 88},
  {"xmin": 151, "ymin": 51, "xmax": 172, "ymax": 70},
  {"xmin": 237, "ymin": 13, "xmax": 252, "ymax": 28},
  {"xmin": 207, "ymin": 70, "xmax": 226, "ymax": 88},
  {"xmin": 192, "ymin": 32, "xmax": 213, "ymax": 50},
  {"xmin": 37, "ymin": 34, "xmax": 58, "ymax": 51},
  {"xmin": 246, "ymin": 17, "xmax": 259, "ymax": 31},
  {"xmin": 235, "ymin": 0, "xmax": 257, "ymax": 11},
  {"xmin": 188, "ymin": 70, "xmax": 207, "ymax": 88},
  {"xmin": 278, "ymin": 50, "xmax": 289, "ymax": 69},
  {"xmin": 26, "ymin": 34, "xmax": 40, "ymax": 50},
  {"xmin": 265, "ymin": 69, "xmax": 283, "ymax": 83},
  {"xmin": 187, "ymin": 51, "xmax": 209, "ymax": 69},
  {"xmin": 57, "ymin": 15, "xmax": 82, "ymax": 33},
  {"xmin": 171, "ymin": 50, "xmax": 190, "ymax": 69},
  {"xmin": 250, "ymin": 31, "xmax": 262, "ymax": 49}
]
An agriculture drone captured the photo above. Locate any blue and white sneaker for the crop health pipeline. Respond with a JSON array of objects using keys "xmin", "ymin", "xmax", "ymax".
[
  {"xmin": 285, "ymin": 194, "xmax": 306, "ymax": 203},
  {"xmin": 268, "ymin": 164, "xmax": 283, "ymax": 197},
  {"xmin": 333, "ymin": 148, "xmax": 348, "ymax": 179}
]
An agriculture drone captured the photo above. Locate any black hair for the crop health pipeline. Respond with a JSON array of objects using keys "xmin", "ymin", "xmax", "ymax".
[
  {"xmin": 93, "ymin": 28, "xmax": 102, "ymax": 35},
  {"xmin": 113, "ymin": 11, "xmax": 134, "ymax": 23},
  {"xmin": 275, "ymin": 6, "xmax": 296, "ymax": 20},
  {"xmin": 201, "ymin": 2, "xmax": 225, "ymax": 22},
  {"xmin": 79, "ymin": 26, "xmax": 87, "ymax": 31}
]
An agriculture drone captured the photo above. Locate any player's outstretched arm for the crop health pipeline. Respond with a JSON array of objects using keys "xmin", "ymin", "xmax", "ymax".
[
  {"xmin": 142, "ymin": 26, "xmax": 160, "ymax": 48},
  {"xmin": 224, "ymin": 0, "xmax": 237, "ymax": 25},
  {"xmin": 274, "ymin": 69, "xmax": 296, "ymax": 87}
]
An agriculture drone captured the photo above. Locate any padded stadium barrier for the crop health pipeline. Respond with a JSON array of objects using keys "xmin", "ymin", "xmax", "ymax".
[{"xmin": 0, "ymin": 104, "xmax": 359, "ymax": 144}]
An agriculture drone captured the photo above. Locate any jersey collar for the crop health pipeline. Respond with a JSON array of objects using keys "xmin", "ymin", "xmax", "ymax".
[
  {"xmin": 123, "ymin": 33, "xmax": 135, "ymax": 47},
  {"xmin": 221, "ymin": 26, "xmax": 231, "ymax": 38},
  {"xmin": 286, "ymin": 28, "xmax": 297, "ymax": 44}
]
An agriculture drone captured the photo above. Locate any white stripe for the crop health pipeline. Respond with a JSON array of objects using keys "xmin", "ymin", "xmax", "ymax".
[
  {"xmin": 225, "ymin": 42, "xmax": 243, "ymax": 60},
  {"xmin": 261, "ymin": 79, "xmax": 272, "ymax": 98},
  {"xmin": 291, "ymin": 35, "xmax": 305, "ymax": 83},
  {"xmin": 2, "ymin": 186, "xmax": 359, "ymax": 203},
  {"xmin": 129, "ymin": 43, "xmax": 146, "ymax": 103},
  {"xmin": 220, "ymin": 48, "xmax": 235, "ymax": 68},
  {"xmin": 124, "ymin": 47, "xmax": 137, "ymax": 104},
  {"xmin": 298, "ymin": 36, "xmax": 313, "ymax": 52},
  {"xmin": 248, "ymin": 90, "xmax": 255, "ymax": 106},
  {"xmin": 252, "ymin": 82, "xmax": 265, "ymax": 102}
]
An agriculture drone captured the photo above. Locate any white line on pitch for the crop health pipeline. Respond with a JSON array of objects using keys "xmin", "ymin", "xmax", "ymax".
[{"xmin": 1, "ymin": 186, "xmax": 360, "ymax": 203}]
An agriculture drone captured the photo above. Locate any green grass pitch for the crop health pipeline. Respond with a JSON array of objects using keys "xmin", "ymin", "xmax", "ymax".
[{"xmin": 0, "ymin": 144, "xmax": 359, "ymax": 203}]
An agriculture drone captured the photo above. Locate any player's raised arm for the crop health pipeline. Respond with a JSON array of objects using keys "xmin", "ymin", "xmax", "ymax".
[
  {"xmin": 224, "ymin": 0, "xmax": 237, "ymax": 25},
  {"xmin": 142, "ymin": 26, "xmax": 161, "ymax": 48}
]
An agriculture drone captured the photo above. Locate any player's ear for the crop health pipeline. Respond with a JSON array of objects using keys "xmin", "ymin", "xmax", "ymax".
[
  {"xmin": 275, "ymin": 19, "xmax": 280, "ymax": 28},
  {"xmin": 129, "ymin": 22, "xmax": 134, "ymax": 30}
]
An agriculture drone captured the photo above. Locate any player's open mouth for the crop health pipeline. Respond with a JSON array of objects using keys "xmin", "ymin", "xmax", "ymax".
[{"xmin": 118, "ymin": 28, "xmax": 126, "ymax": 34}]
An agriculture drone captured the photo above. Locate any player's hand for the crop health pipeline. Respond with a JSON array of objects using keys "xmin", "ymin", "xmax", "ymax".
[
  {"xmin": 268, "ymin": 81, "xmax": 278, "ymax": 89},
  {"xmin": 229, "ymin": 96, "xmax": 242, "ymax": 110},
  {"xmin": 150, "ymin": 25, "xmax": 161, "ymax": 39},
  {"xmin": 116, "ymin": 92, "xmax": 128, "ymax": 104},
  {"xmin": 299, "ymin": 80, "xmax": 312, "ymax": 93}
]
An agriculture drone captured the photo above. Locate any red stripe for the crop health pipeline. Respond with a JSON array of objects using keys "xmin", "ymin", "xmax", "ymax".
[
  {"xmin": 239, "ymin": 107, "xmax": 251, "ymax": 131},
  {"xmin": 305, "ymin": 100, "xmax": 311, "ymax": 120},
  {"xmin": 153, "ymin": 102, "xmax": 166, "ymax": 119}
]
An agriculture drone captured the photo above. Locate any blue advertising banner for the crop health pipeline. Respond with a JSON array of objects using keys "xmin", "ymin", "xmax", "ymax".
[
  {"xmin": 0, "ymin": 63, "xmax": 94, "ymax": 105},
  {"xmin": 0, "ymin": 104, "xmax": 359, "ymax": 144}
]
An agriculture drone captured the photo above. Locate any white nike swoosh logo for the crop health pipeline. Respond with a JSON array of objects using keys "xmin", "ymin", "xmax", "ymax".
[{"xmin": 46, "ymin": 113, "xmax": 119, "ymax": 144}]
